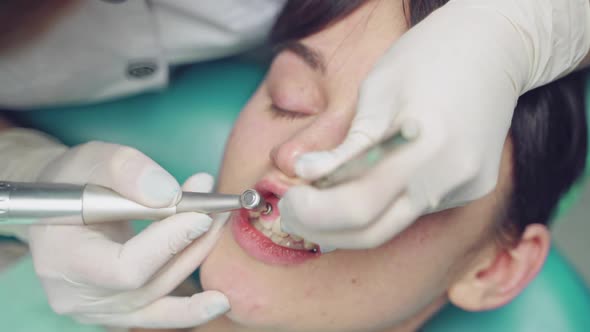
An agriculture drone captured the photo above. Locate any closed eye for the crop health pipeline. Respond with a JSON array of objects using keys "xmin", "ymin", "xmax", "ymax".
[{"xmin": 268, "ymin": 104, "xmax": 309, "ymax": 121}]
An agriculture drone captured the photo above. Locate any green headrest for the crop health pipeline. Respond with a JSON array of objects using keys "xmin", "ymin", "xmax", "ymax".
[{"xmin": 3, "ymin": 58, "xmax": 589, "ymax": 332}]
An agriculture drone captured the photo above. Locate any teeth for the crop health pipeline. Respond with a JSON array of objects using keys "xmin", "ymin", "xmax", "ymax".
[
  {"xmin": 270, "ymin": 233, "xmax": 283, "ymax": 243},
  {"xmin": 290, "ymin": 233, "xmax": 303, "ymax": 241},
  {"xmin": 262, "ymin": 220, "xmax": 273, "ymax": 230},
  {"xmin": 250, "ymin": 214, "xmax": 318, "ymax": 252},
  {"xmin": 272, "ymin": 218, "xmax": 289, "ymax": 237}
]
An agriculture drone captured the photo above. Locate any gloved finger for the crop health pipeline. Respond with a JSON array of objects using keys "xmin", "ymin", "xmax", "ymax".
[
  {"xmin": 280, "ymin": 129, "xmax": 433, "ymax": 235},
  {"xmin": 294, "ymin": 75, "xmax": 402, "ymax": 180},
  {"xmin": 116, "ymin": 212, "xmax": 212, "ymax": 288},
  {"xmin": 87, "ymin": 144, "xmax": 181, "ymax": 208},
  {"xmin": 182, "ymin": 172, "xmax": 215, "ymax": 193},
  {"xmin": 71, "ymin": 212, "xmax": 212, "ymax": 293},
  {"xmin": 295, "ymin": 131, "xmax": 379, "ymax": 180},
  {"xmin": 75, "ymin": 291, "xmax": 229, "ymax": 328},
  {"xmin": 90, "ymin": 174, "xmax": 216, "ymax": 293},
  {"xmin": 91, "ymin": 213, "xmax": 230, "ymax": 313},
  {"xmin": 303, "ymin": 194, "xmax": 424, "ymax": 250},
  {"xmin": 141, "ymin": 213, "xmax": 228, "ymax": 294}
]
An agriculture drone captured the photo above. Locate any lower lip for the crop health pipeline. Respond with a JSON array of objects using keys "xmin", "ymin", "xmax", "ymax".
[{"xmin": 231, "ymin": 209, "xmax": 320, "ymax": 265}]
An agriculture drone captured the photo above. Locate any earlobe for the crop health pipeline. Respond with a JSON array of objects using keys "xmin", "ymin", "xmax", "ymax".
[{"xmin": 448, "ymin": 224, "xmax": 550, "ymax": 311}]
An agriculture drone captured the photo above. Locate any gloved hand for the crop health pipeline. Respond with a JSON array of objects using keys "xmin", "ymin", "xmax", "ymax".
[
  {"xmin": 279, "ymin": 0, "xmax": 590, "ymax": 249},
  {"xmin": 28, "ymin": 141, "xmax": 229, "ymax": 328}
]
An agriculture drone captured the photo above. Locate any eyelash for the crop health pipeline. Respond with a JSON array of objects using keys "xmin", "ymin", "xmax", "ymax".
[{"xmin": 269, "ymin": 104, "xmax": 308, "ymax": 121}]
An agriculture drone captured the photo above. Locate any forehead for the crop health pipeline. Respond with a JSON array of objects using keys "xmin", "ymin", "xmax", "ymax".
[{"xmin": 287, "ymin": 1, "xmax": 408, "ymax": 77}]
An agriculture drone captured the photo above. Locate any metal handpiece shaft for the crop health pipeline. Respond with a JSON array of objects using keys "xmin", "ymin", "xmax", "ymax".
[
  {"xmin": 312, "ymin": 128, "xmax": 416, "ymax": 189},
  {"xmin": 0, "ymin": 181, "xmax": 264, "ymax": 225},
  {"xmin": 0, "ymin": 182, "xmax": 83, "ymax": 225}
]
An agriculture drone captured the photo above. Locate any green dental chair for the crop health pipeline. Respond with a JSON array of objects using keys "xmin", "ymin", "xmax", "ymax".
[{"xmin": 1, "ymin": 58, "xmax": 589, "ymax": 332}]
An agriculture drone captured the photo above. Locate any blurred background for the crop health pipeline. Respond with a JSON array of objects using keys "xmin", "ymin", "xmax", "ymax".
[{"xmin": 554, "ymin": 184, "xmax": 590, "ymax": 286}]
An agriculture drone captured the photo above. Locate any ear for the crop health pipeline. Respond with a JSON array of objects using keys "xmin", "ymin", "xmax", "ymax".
[{"xmin": 448, "ymin": 224, "xmax": 550, "ymax": 311}]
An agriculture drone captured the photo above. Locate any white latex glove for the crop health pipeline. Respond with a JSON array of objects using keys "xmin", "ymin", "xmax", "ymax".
[
  {"xmin": 28, "ymin": 141, "xmax": 229, "ymax": 328},
  {"xmin": 279, "ymin": 0, "xmax": 590, "ymax": 249}
]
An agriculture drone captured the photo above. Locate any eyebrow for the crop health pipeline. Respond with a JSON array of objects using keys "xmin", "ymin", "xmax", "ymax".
[{"xmin": 275, "ymin": 41, "xmax": 327, "ymax": 74}]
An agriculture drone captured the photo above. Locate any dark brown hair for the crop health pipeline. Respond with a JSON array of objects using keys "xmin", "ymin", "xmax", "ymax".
[
  {"xmin": 0, "ymin": 0, "xmax": 78, "ymax": 50},
  {"xmin": 271, "ymin": 0, "xmax": 588, "ymax": 244}
]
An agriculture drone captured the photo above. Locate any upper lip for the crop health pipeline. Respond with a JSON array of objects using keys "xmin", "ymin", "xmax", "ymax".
[{"xmin": 254, "ymin": 178, "xmax": 289, "ymax": 198}]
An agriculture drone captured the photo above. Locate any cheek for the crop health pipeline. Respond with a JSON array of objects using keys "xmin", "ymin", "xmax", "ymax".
[
  {"xmin": 200, "ymin": 215, "xmax": 479, "ymax": 332},
  {"xmin": 201, "ymin": 232, "xmax": 271, "ymax": 316},
  {"xmin": 217, "ymin": 94, "xmax": 279, "ymax": 193}
]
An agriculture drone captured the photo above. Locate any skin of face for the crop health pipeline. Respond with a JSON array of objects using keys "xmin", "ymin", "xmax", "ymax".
[{"xmin": 198, "ymin": 1, "xmax": 548, "ymax": 331}]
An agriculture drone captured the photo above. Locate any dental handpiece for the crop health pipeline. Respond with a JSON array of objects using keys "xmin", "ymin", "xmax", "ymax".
[
  {"xmin": 0, "ymin": 181, "xmax": 270, "ymax": 226},
  {"xmin": 313, "ymin": 122, "xmax": 420, "ymax": 189}
]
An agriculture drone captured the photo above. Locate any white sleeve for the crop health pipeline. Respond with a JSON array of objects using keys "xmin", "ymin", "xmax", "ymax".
[
  {"xmin": 150, "ymin": 0, "xmax": 286, "ymax": 64},
  {"xmin": 0, "ymin": 1, "xmax": 169, "ymax": 109},
  {"xmin": 0, "ymin": 128, "xmax": 67, "ymax": 182},
  {"xmin": 0, "ymin": 0, "xmax": 286, "ymax": 109}
]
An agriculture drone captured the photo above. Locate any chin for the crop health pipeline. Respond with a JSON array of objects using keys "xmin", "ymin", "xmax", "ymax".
[
  {"xmin": 200, "ymin": 223, "xmax": 333, "ymax": 331},
  {"xmin": 200, "ymin": 226, "xmax": 277, "ymax": 327}
]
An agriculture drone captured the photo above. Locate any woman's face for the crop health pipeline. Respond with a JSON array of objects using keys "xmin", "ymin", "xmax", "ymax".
[{"xmin": 201, "ymin": 1, "xmax": 511, "ymax": 331}]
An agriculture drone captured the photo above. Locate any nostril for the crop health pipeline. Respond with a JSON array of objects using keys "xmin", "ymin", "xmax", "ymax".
[{"xmin": 270, "ymin": 141, "xmax": 307, "ymax": 178}]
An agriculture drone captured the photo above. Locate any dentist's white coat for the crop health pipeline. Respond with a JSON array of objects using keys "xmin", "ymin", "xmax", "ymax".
[{"xmin": 0, "ymin": 0, "xmax": 285, "ymax": 109}]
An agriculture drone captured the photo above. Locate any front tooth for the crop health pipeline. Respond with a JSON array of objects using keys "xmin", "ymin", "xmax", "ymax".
[
  {"xmin": 262, "ymin": 220, "xmax": 273, "ymax": 230},
  {"xmin": 270, "ymin": 233, "xmax": 283, "ymax": 244},
  {"xmin": 290, "ymin": 233, "xmax": 303, "ymax": 241},
  {"xmin": 278, "ymin": 237, "xmax": 291, "ymax": 247},
  {"xmin": 262, "ymin": 228, "xmax": 273, "ymax": 237},
  {"xmin": 273, "ymin": 218, "xmax": 289, "ymax": 237},
  {"xmin": 303, "ymin": 240, "xmax": 315, "ymax": 250},
  {"xmin": 253, "ymin": 220, "xmax": 263, "ymax": 232}
]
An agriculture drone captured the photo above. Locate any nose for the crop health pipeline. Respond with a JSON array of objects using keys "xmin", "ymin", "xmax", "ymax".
[
  {"xmin": 270, "ymin": 112, "xmax": 352, "ymax": 178},
  {"xmin": 270, "ymin": 136, "xmax": 307, "ymax": 178}
]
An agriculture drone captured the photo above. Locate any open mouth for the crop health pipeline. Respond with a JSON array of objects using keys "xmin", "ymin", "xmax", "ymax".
[
  {"xmin": 248, "ymin": 193, "xmax": 319, "ymax": 252},
  {"xmin": 230, "ymin": 180, "xmax": 321, "ymax": 265}
]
